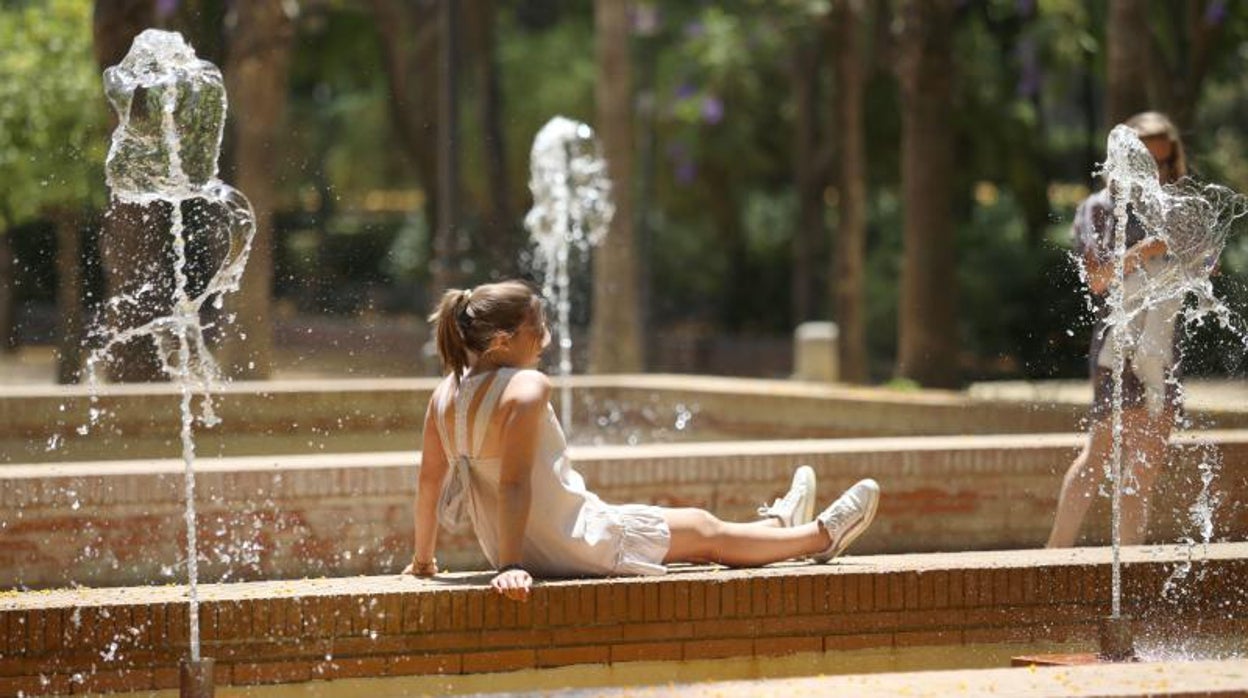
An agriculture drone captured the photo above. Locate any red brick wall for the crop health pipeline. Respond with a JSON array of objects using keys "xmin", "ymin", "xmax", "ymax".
[
  {"xmin": 4, "ymin": 433, "xmax": 1247, "ymax": 589},
  {"xmin": 2, "ymin": 545, "xmax": 1246, "ymax": 696}
]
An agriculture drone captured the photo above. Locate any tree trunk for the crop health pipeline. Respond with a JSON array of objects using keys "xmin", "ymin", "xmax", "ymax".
[
  {"xmin": 0, "ymin": 233, "xmax": 14, "ymax": 353},
  {"xmin": 833, "ymin": 0, "xmax": 869, "ymax": 384},
  {"xmin": 93, "ymin": 0, "xmax": 155, "ymax": 68},
  {"xmin": 895, "ymin": 0, "xmax": 958, "ymax": 388},
  {"xmin": 434, "ymin": 0, "xmax": 461, "ymax": 293},
  {"xmin": 1105, "ymin": 0, "xmax": 1152, "ymax": 127},
  {"xmin": 705, "ymin": 166, "xmax": 749, "ymax": 332},
  {"xmin": 791, "ymin": 39, "xmax": 821, "ymax": 324},
  {"xmin": 590, "ymin": 0, "xmax": 643, "ymax": 373},
  {"xmin": 368, "ymin": 0, "xmax": 443, "ymax": 286},
  {"xmin": 222, "ymin": 0, "xmax": 294, "ymax": 380},
  {"xmin": 469, "ymin": 0, "xmax": 515, "ymax": 276},
  {"xmin": 98, "ymin": 201, "xmax": 173, "ymax": 382},
  {"xmin": 1152, "ymin": 0, "xmax": 1226, "ymax": 136},
  {"xmin": 52, "ymin": 208, "xmax": 85, "ymax": 382},
  {"xmin": 93, "ymin": 0, "xmax": 167, "ymax": 382}
]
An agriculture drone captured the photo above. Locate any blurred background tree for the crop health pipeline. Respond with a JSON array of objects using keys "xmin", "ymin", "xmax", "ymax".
[
  {"xmin": 2, "ymin": 0, "xmax": 1248, "ymax": 386},
  {"xmin": 0, "ymin": 0, "xmax": 106, "ymax": 381}
]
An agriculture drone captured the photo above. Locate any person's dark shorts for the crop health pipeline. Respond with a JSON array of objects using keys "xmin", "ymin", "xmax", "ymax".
[{"xmin": 1090, "ymin": 363, "xmax": 1182, "ymax": 420}]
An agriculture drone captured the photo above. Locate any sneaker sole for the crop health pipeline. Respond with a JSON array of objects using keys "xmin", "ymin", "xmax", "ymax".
[{"xmin": 819, "ymin": 479, "xmax": 880, "ymax": 562}]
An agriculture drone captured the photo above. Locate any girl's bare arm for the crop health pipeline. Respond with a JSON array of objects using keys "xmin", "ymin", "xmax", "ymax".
[
  {"xmin": 1082, "ymin": 237, "xmax": 1170, "ymax": 296},
  {"xmin": 491, "ymin": 371, "xmax": 550, "ymax": 601},
  {"xmin": 406, "ymin": 394, "xmax": 449, "ymax": 576}
]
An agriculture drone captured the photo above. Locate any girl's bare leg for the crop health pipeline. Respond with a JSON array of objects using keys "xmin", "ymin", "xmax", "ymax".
[
  {"xmin": 1117, "ymin": 408, "xmax": 1173, "ymax": 546},
  {"xmin": 1048, "ymin": 407, "xmax": 1172, "ymax": 548},
  {"xmin": 1047, "ymin": 419, "xmax": 1112, "ymax": 548},
  {"xmin": 661, "ymin": 508, "xmax": 829, "ymax": 567}
]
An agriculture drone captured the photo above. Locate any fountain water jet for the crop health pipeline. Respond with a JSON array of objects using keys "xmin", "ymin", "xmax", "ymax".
[
  {"xmin": 1093, "ymin": 125, "xmax": 1247, "ymax": 660},
  {"xmin": 84, "ymin": 29, "xmax": 256, "ymax": 695},
  {"xmin": 524, "ymin": 116, "xmax": 614, "ymax": 433}
]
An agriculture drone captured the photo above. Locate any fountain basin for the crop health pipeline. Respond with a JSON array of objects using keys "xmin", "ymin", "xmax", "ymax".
[
  {"xmin": 5, "ymin": 431, "xmax": 1246, "ymax": 588},
  {"xmin": 0, "ymin": 375, "xmax": 1109, "ymax": 463},
  {"xmin": 1, "ymin": 544, "xmax": 1245, "ymax": 695}
]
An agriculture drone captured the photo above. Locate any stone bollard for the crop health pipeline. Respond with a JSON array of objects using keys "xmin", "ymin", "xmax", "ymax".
[{"xmin": 793, "ymin": 321, "xmax": 839, "ymax": 382}]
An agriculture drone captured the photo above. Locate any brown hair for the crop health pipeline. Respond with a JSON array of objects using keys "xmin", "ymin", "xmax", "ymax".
[
  {"xmin": 428, "ymin": 280, "xmax": 542, "ymax": 377},
  {"xmin": 1124, "ymin": 111, "xmax": 1187, "ymax": 183}
]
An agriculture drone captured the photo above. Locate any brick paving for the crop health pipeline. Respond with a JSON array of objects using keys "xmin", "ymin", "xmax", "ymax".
[{"xmin": 510, "ymin": 658, "xmax": 1248, "ymax": 698}]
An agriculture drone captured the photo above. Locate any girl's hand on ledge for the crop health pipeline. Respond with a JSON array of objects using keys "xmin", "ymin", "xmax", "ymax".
[{"xmin": 491, "ymin": 568, "xmax": 532, "ymax": 602}]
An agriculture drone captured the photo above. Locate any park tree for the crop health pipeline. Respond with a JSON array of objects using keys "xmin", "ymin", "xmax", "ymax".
[
  {"xmin": 832, "ymin": 0, "xmax": 869, "ymax": 383},
  {"xmin": 1105, "ymin": 0, "xmax": 1151, "ymax": 126},
  {"xmin": 1106, "ymin": 0, "xmax": 1229, "ymax": 132},
  {"xmin": 368, "ymin": 0, "xmax": 516, "ymax": 294},
  {"xmin": 367, "ymin": 0, "xmax": 446, "ymax": 288},
  {"xmin": 590, "ymin": 0, "xmax": 644, "ymax": 372},
  {"xmin": 92, "ymin": 0, "xmax": 167, "ymax": 382},
  {"xmin": 653, "ymin": 4, "xmax": 802, "ymax": 334},
  {"xmin": 0, "ymin": 1, "xmax": 106, "ymax": 377},
  {"xmin": 789, "ymin": 21, "xmax": 822, "ymax": 325},
  {"xmin": 895, "ymin": 0, "xmax": 959, "ymax": 388},
  {"xmin": 220, "ymin": 0, "xmax": 296, "ymax": 379},
  {"xmin": 463, "ymin": 0, "xmax": 517, "ymax": 275},
  {"xmin": 1149, "ymin": 1, "xmax": 1232, "ymax": 133}
]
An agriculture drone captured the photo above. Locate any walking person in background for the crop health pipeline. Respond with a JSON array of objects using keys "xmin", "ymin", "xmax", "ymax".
[
  {"xmin": 1047, "ymin": 112, "xmax": 1193, "ymax": 548},
  {"xmin": 403, "ymin": 280, "xmax": 881, "ymax": 601}
]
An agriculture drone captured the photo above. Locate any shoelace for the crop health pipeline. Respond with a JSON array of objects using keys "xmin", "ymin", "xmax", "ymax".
[{"xmin": 758, "ymin": 482, "xmax": 807, "ymax": 517}]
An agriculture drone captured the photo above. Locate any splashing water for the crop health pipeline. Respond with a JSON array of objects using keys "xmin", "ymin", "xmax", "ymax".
[
  {"xmin": 1096, "ymin": 125, "xmax": 1248, "ymax": 619},
  {"xmin": 524, "ymin": 117, "xmax": 614, "ymax": 433},
  {"xmin": 1161, "ymin": 445, "xmax": 1224, "ymax": 603},
  {"xmin": 85, "ymin": 29, "xmax": 256, "ymax": 663}
]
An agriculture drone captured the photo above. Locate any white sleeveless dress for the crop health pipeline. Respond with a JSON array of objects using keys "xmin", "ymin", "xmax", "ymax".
[{"xmin": 431, "ymin": 368, "xmax": 671, "ymax": 578}]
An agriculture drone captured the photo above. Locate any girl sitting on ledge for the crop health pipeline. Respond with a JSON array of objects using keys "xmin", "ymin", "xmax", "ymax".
[{"xmin": 403, "ymin": 280, "xmax": 880, "ymax": 601}]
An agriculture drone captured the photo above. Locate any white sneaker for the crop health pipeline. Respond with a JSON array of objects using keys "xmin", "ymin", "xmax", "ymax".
[
  {"xmin": 813, "ymin": 478, "xmax": 880, "ymax": 563},
  {"xmin": 757, "ymin": 465, "xmax": 817, "ymax": 528}
]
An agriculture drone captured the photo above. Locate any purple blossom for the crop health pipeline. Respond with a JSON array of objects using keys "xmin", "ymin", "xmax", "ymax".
[
  {"xmin": 701, "ymin": 96, "xmax": 724, "ymax": 125},
  {"xmin": 1204, "ymin": 0, "xmax": 1227, "ymax": 25},
  {"xmin": 683, "ymin": 21, "xmax": 705, "ymax": 39},
  {"xmin": 675, "ymin": 159, "xmax": 697, "ymax": 185},
  {"xmin": 156, "ymin": 0, "xmax": 180, "ymax": 19},
  {"xmin": 674, "ymin": 82, "xmax": 698, "ymax": 100},
  {"xmin": 666, "ymin": 142, "xmax": 697, "ymax": 186}
]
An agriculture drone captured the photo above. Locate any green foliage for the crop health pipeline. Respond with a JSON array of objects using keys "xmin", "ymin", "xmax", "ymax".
[
  {"xmin": 884, "ymin": 377, "xmax": 920, "ymax": 392},
  {"xmin": 284, "ymin": 6, "xmax": 408, "ymax": 204},
  {"xmin": 0, "ymin": 0, "xmax": 106, "ymax": 229},
  {"xmin": 494, "ymin": 8, "xmax": 596, "ymax": 214},
  {"xmin": 956, "ymin": 190, "xmax": 1087, "ymax": 380},
  {"xmin": 5, "ymin": 0, "xmax": 1243, "ymax": 383}
]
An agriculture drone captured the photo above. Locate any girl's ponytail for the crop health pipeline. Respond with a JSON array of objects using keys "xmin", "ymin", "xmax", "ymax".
[
  {"xmin": 431, "ymin": 288, "xmax": 472, "ymax": 378},
  {"xmin": 427, "ymin": 280, "xmax": 541, "ymax": 377}
]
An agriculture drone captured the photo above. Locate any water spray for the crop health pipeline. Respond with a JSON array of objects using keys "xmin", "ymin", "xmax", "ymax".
[
  {"xmin": 90, "ymin": 29, "xmax": 257, "ymax": 696},
  {"xmin": 524, "ymin": 117, "xmax": 614, "ymax": 433},
  {"xmin": 1095, "ymin": 124, "xmax": 1247, "ymax": 661}
]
